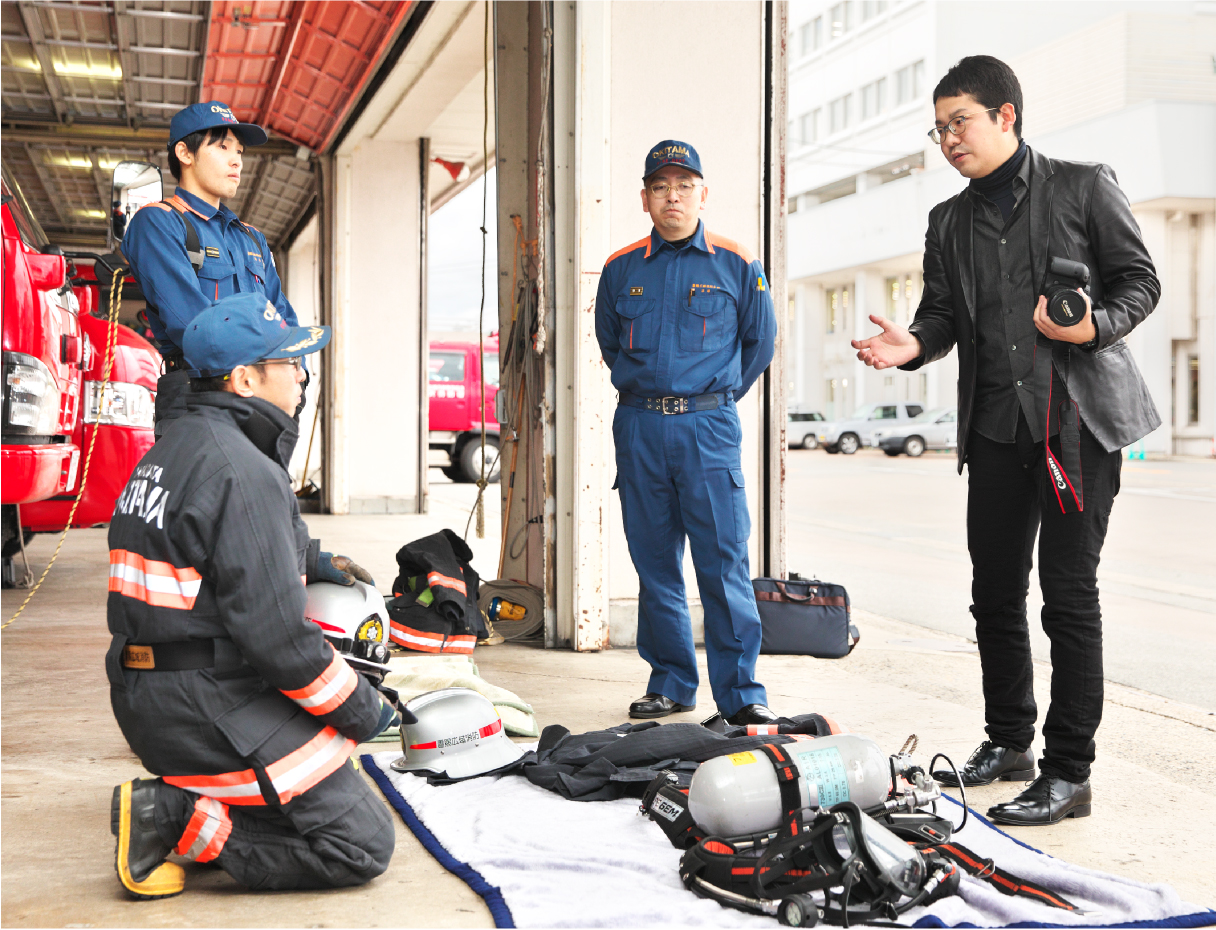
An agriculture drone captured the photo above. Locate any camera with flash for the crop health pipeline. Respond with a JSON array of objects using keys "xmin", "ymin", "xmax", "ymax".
[{"xmin": 1042, "ymin": 256, "xmax": 1091, "ymax": 327}]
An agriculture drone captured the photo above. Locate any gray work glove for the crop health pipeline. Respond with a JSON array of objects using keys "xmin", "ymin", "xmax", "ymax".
[{"xmin": 315, "ymin": 551, "xmax": 375, "ymax": 587}]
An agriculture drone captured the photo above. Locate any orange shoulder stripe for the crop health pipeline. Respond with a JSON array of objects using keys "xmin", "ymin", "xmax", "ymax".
[
  {"xmin": 140, "ymin": 202, "xmax": 172, "ymax": 213},
  {"xmin": 605, "ymin": 236, "xmax": 651, "ymax": 266},
  {"xmin": 705, "ymin": 231, "xmax": 755, "ymax": 264},
  {"xmin": 170, "ymin": 195, "xmax": 209, "ymax": 220}
]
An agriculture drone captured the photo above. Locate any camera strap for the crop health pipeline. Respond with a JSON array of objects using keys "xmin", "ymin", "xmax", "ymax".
[{"xmin": 1045, "ymin": 359, "xmax": 1083, "ymax": 514}]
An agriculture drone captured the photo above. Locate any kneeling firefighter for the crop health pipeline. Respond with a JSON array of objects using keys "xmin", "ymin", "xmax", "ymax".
[{"xmin": 107, "ymin": 292, "xmax": 399, "ymax": 899}]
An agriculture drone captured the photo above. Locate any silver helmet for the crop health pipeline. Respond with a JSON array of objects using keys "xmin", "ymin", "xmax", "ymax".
[
  {"xmin": 303, "ymin": 580, "xmax": 391, "ymax": 684},
  {"xmin": 390, "ymin": 688, "xmax": 524, "ymax": 780}
]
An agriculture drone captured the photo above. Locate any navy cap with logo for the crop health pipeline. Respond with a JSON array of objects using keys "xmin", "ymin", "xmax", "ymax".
[
  {"xmin": 168, "ymin": 101, "xmax": 269, "ymax": 151},
  {"xmin": 182, "ymin": 292, "xmax": 330, "ymax": 377},
  {"xmin": 643, "ymin": 140, "xmax": 703, "ymax": 181}
]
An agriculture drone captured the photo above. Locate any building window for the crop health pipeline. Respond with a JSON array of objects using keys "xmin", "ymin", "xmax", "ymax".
[
  {"xmin": 829, "ymin": 95, "xmax": 851, "ymax": 134},
  {"xmin": 798, "ymin": 109, "xmax": 819, "ymax": 145},
  {"xmin": 1190, "ymin": 355, "xmax": 1200, "ymax": 424},
  {"xmin": 860, "ymin": 79, "xmax": 886, "ymax": 120},
  {"xmin": 860, "ymin": 0, "xmax": 889, "ymax": 20},
  {"xmin": 896, "ymin": 60, "xmax": 926, "ymax": 106},
  {"xmin": 829, "ymin": 2, "xmax": 851, "ymax": 39},
  {"xmin": 886, "ymin": 277, "xmax": 899, "ymax": 319},
  {"xmin": 827, "ymin": 289, "xmax": 839, "ymax": 333}
]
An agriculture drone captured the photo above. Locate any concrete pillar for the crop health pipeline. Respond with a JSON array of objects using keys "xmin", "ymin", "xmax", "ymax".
[
  {"xmin": 1128, "ymin": 208, "xmax": 1172, "ymax": 454},
  {"xmin": 328, "ymin": 140, "xmax": 424, "ymax": 513}
]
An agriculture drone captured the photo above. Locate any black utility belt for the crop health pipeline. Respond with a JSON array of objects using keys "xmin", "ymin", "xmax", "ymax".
[
  {"xmin": 122, "ymin": 639, "xmax": 215, "ymax": 671},
  {"xmin": 161, "ymin": 352, "xmax": 188, "ymax": 373},
  {"xmin": 619, "ymin": 392, "xmax": 729, "ymax": 415}
]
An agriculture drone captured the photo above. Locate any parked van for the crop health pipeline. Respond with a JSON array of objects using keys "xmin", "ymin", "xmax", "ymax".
[{"xmin": 429, "ymin": 337, "xmax": 500, "ymax": 483}]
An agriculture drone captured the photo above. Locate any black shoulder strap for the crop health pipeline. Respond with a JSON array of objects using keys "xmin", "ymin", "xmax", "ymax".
[
  {"xmin": 163, "ymin": 199, "xmax": 204, "ymax": 273},
  {"xmin": 757, "ymin": 742, "xmax": 805, "ymax": 838},
  {"xmin": 237, "ymin": 222, "xmax": 265, "ymax": 265},
  {"xmin": 930, "ymin": 842, "xmax": 1078, "ymax": 911}
]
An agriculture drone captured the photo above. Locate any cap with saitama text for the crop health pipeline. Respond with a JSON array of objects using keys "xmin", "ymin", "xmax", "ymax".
[
  {"xmin": 168, "ymin": 101, "xmax": 268, "ymax": 150},
  {"xmin": 643, "ymin": 140, "xmax": 702, "ymax": 181},
  {"xmin": 182, "ymin": 292, "xmax": 329, "ymax": 377}
]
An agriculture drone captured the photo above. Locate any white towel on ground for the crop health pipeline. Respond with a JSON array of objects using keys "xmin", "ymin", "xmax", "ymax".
[{"xmin": 369, "ymin": 750, "xmax": 1210, "ymax": 929}]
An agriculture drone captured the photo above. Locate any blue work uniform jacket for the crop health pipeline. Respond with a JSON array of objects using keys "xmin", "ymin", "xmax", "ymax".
[
  {"xmin": 123, "ymin": 188, "xmax": 297, "ymax": 354},
  {"xmin": 595, "ymin": 222, "xmax": 775, "ymax": 398}
]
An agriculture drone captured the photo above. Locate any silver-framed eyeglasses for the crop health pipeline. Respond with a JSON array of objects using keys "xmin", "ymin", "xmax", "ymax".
[
  {"xmin": 647, "ymin": 179, "xmax": 701, "ymax": 198},
  {"xmin": 927, "ymin": 108, "xmax": 999, "ymax": 144},
  {"xmin": 254, "ymin": 356, "xmax": 303, "ymax": 371}
]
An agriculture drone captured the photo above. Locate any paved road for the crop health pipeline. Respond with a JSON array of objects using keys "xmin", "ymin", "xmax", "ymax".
[{"xmin": 784, "ymin": 446, "xmax": 1216, "ymax": 711}]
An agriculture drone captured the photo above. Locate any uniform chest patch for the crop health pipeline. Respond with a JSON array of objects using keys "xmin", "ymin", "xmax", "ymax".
[
  {"xmin": 630, "ymin": 286, "xmax": 643, "ymax": 296},
  {"xmin": 205, "ymin": 246, "xmax": 221, "ymax": 258}
]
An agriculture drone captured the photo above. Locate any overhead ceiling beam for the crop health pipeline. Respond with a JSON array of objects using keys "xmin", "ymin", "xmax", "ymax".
[
  {"xmin": 260, "ymin": 1, "xmax": 306, "ymax": 127},
  {"xmin": 14, "ymin": 2, "xmax": 68, "ymax": 123},
  {"xmin": 22, "ymin": 141, "xmax": 71, "ymax": 227},
  {"xmin": 87, "ymin": 149, "xmax": 111, "ymax": 214},
  {"xmin": 2, "ymin": 124, "xmax": 302, "ymax": 157},
  {"xmin": 237, "ymin": 152, "xmax": 274, "ymax": 230},
  {"xmin": 110, "ymin": 0, "xmax": 136, "ymax": 128}
]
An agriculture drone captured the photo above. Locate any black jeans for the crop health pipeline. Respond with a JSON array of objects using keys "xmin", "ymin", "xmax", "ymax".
[{"xmin": 966, "ymin": 416, "xmax": 1121, "ymax": 782}]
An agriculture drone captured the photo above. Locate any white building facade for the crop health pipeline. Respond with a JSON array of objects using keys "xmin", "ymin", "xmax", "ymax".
[{"xmin": 786, "ymin": 0, "xmax": 1216, "ymax": 455}]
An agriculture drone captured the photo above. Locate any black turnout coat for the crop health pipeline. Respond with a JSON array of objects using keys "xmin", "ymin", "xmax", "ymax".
[
  {"xmin": 106, "ymin": 392, "xmax": 384, "ymax": 809},
  {"xmin": 901, "ymin": 147, "xmax": 1161, "ymax": 470}
]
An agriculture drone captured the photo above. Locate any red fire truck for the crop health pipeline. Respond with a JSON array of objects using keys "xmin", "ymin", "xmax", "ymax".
[
  {"xmin": 1, "ymin": 167, "xmax": 159, "ymax": 586},
  {"xmin": 429, "ymin": 336, "xmax": 500, "ymax": 483}
]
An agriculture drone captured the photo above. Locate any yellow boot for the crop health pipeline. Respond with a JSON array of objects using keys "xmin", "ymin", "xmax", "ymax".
[{"xmin": 112, "ymin": 779, "xmax": 185, "ymax": 900}]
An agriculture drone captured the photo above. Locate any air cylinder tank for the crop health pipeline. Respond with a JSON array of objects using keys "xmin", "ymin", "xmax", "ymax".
[{"xmin": 688, "ymin": 734, "xmax": 890, "ymax": 837}]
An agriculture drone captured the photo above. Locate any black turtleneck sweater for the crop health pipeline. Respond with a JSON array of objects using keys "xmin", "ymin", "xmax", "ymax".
[{"xmin": 969, "ymin": 139, "xmax": 1027, "ymax": 222}]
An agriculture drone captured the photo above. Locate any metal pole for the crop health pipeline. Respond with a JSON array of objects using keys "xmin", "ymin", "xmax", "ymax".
[{"xmin": 418, "ymin": 137, "xmax": 431, "ymax": 513}]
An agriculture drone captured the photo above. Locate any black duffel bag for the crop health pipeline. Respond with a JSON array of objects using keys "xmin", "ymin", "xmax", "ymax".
[{"xmin": 752, "ymin": 574, "xmax": 859, "ymax": 658}]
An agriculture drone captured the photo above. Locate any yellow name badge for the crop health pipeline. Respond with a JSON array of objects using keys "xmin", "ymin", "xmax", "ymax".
[
  {"xmin": 122, "ymin": 645, "xmax": 154, "ymax": 669},
  {"xmin": 728, "ymin": 751, "xmax": 758, "ymax": 766}
]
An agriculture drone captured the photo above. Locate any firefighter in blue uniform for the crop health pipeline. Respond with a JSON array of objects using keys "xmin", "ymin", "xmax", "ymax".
[
  {"xmin": 122, "ymin": 101, "xmax": 300, "ymax": 435},
  {"xmin": 595, "ymin": 141, "xmax": 778, "ymax": 726}
]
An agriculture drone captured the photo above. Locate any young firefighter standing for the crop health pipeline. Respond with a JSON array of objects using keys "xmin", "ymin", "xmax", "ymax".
[
  {"xmin": 108, "ymin": 293, "xmax": 396, "ymax": 899},
  {"xmin": 852, "ymin": 57, "xmax": 1160, "ymax": 825},
  {"xmin": 122, "ymin": 101, "xmax": 300, "ymax": 435},
  {"xmin": 595, "ymin": 141, "xmax": 778, "ymax": 726}
]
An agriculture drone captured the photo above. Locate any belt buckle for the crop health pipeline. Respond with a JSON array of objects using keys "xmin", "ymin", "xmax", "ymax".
[{"xmin": 660, "ymin": 396, "xmax": 687, "ymax": 415}]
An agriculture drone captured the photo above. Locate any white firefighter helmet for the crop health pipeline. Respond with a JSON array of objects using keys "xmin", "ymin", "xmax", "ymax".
[
  {"xmin": 390, "ymin": 688, "xmax": 524, "ymax": 780},
  {"xmin": 303, "ymin": 580, "xmax": 391, "ymax": 682}
]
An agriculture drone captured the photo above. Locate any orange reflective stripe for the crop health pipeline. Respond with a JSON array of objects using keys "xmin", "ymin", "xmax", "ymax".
[
  {"xmin": 141, "ymin": 202, "xmax": 172, "ymax": 213},
  {"xmin": 108, "ymin": 549, "xmax": 201, "ymax": 610},
  {"xmin": 265, "ymin": 726, "xmax": 354, "ymax": 804},
  {"xmin": 426, "ymin": 571, "xmax": 467, "ymax": 596},
  {"xmin": 388, "ymin": 619, "xmax": 475, "ymax": 654},
  {"xmin": 175, "ymin": 796, "xmax": 232, "ymax": 862},
  {"xmin": 605, "ymin": 235, "xmax": 650, "ymax": 266},
  {"xmin": 280, "ymin": 646, "xmax": 359, "ymax": 716},
  {"xmin": 704, "ymin": 231, "xmax": 756, "ymax": 264},
  {"xmin": 164, "ymin": 768, "xmax": 265, "ymax": 806}
]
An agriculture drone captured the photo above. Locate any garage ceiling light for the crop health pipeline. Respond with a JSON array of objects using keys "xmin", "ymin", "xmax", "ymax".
[
  {"xmin": 74, "ymin": 209, "xmax": 107, "ymax": 219},
  {"xmin": 53, "ymin": 60, "xmax": 123, "ymax": 79}
]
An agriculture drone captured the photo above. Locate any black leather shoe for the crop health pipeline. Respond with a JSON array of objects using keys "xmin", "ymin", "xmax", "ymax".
[
  {"xmin": 112, "ymin": 777, "xmax": 184, "ymax": 899},
  {"xmin": 932, "ymin": 740, "xmax": 1036, "ymax": 787},
  {"xmin": 986, "ymin": 774, "xmax": 1092, "ymax": 826},
  {"xmin": 725, "ymin": 704, "xmax": 780, "ymax": 726},
  {"xmin": 629, "ymin": 693, "xmax": 695, "ymax": 719}
]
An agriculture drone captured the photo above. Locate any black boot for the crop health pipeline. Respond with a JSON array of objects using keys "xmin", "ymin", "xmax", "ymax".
[{"xmin": 112, "ymin": 778, "xmax": 184, "ymax": 899}]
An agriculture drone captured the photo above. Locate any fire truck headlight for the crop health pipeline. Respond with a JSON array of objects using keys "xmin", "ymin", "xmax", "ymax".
[
  {"xmin": 84, "ymin": 380, "xmax": 155, "ymax": 429},
  {"xmin": 3, "ymin": 351, "xmax": 60, "ymax": 435}
]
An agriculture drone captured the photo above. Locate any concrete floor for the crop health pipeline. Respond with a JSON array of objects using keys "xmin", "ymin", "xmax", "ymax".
[{"xmin": 3, "ymin": 503, "xmax": 1214, "ymax": 926}]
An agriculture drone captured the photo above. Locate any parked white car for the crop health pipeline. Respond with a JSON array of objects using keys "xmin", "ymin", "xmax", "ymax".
[
  {"xmin": 787, "ymin": 409, "xmax": 825, "ymax": 449},
  {"xmin": 816, "ymin": 402, "xmax": 926, "ymax": 454},
  {"xmin": 873, "ymin": 408, "xmax": 958, "ymax": 457}
]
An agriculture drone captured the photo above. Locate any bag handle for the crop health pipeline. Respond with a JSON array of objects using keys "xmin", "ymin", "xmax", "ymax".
[{"xmin": 773, "ymin": 580, "xmax": 819, "ymax": 602}]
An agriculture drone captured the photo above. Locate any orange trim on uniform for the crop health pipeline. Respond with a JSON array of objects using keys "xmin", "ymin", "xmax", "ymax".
[
  {"xmin": 265, "ymin": 726, "xmax": 355, "ymax": 804},
  {"xmin": 704, "ymin": 231, "xmax": 755, "ymax": 264},
  {"xmin": 108, "ymin": 549, "xmax": 202, "ymax": 610},
  {"xmin": 388, "ymin": 619, "xmax": 476, "ymax": 654},
  {"xmin": 174, "ymin": 796, "xmax": 232, "ymax": 862},
  {"xmin": 164, "ymin": 768, "xmax": 265, "ymax": 806},
  {"xmin": 141, "ymin": 202, "xmax": 173, "ymax": 213},
  {"xmin": 170, "ymin": 194, "xmax": 210, "ymax": 220},
  {"xmin": 426, "ymin": 571, "xmax": 467, "ymax": 596},
  {"xmin": 605, "ymin": 235, "xmax": 651, "ymax": 266},
  {"xmin": 280, "ymin": 646, "xmax": 359, "ymax": 716}
]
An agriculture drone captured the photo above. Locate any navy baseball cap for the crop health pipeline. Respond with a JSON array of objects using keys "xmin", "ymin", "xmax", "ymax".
[
  {"xmin": 169, "ymin": 101, "xmax": 268, "ymax": 150},
  {"xmin": 183, "ymin": 293, "xmax": 330, "ymax": 377},
  {"xmin": 643, "ymin": 140, "xmax": 702, "ymax": 181}
]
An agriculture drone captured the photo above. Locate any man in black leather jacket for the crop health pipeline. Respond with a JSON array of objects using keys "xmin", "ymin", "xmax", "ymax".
[{"xmin": 852, "ymin": 56, "xmax": 1159, "ymax": 826}]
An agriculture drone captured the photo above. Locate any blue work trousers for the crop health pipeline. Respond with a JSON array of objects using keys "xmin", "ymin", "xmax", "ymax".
[{"xmin": 613, "ymin": 401, "xmax": 766, "ymax": 716}]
